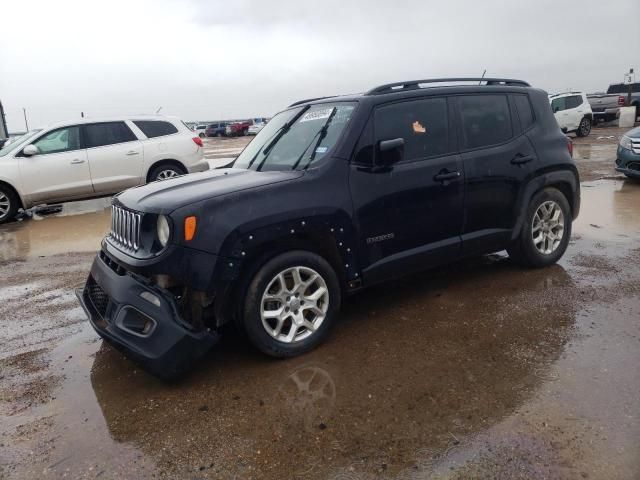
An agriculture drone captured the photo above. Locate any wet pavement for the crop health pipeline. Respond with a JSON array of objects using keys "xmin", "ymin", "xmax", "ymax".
[{"xmin": 1, "ymin": 129, "xmax": 639, "ymax": 479}]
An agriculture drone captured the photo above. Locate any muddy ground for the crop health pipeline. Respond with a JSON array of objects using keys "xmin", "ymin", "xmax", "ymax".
[{"xmin": 1, "ymin": 126, "xmax": 639, "ymax": 479}]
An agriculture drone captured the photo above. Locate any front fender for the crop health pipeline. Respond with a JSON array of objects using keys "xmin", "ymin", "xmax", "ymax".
[{"xmin": 211, "ymin": 208, "xmax": 360, "ymax": 284}]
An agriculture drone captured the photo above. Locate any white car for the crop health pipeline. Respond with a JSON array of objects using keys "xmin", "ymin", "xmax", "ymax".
[
  {"xmin": 247, "ymin": 122, "xmax": 265, "ymax": 135},
  {"xmin": 0, "ymin": 115, "xmax": 208, "ymax": 223},
  {"xmin": 549, "ymin": 92, "xmax": 593, "ymax": 137},
  {"xmin": 193, "ymin": 124, "xmax": 207, "ymax": 138}
]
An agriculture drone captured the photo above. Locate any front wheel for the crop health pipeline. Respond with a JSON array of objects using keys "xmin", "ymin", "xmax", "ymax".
[
  {"xmin": 507, "ymin": 188, "xmax": 572, "ymax": 268},
  {"xmin": 576, "ymin": 117, "xmax": 591, "ymax": 137},
  {"xmin": 243, "ymin": 251, "xmax": 341, "ymax": 358},
  {"xmin": 0, "ymin": 185, "xmax": 19, "ymax": 224}
]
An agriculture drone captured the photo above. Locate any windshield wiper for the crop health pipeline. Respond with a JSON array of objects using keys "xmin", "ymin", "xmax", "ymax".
[
  {"xmin": 296, "ymin": 107, "xmax": 338, "ymax": 170},
  {"xmin": 250, "ymin": 105, "xmax": 310, "ymax": 171}
]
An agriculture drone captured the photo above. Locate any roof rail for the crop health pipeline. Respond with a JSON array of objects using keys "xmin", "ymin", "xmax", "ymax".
[
  {"xmin": 288, "ymin": 96, "xmax": 336, "ymax": 107},
  {"xmin": 366, "ymin": 78, "xmax": 530, "ymax": 95}
]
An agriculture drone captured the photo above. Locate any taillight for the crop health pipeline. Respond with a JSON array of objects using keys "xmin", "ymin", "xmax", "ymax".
[
  {"xmin": 567, "ymin": 137, "xmax": 573, "ymax": 158},
  {"xmin": 192, "ymin": 137, "xmax": 203, "ymax": 147},
  {"xmin": 618, "ymin": 96, "xmax": 626, "ymax": 106}
]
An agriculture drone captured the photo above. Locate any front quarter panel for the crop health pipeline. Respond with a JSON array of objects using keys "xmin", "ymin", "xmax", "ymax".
[
  {"xmin": 171, "ymin": 162, "xmax": 359, "ymax": 287},
  {"xmin": 0, "ymin": 154, "xmax": 27, "ymax": 207}
]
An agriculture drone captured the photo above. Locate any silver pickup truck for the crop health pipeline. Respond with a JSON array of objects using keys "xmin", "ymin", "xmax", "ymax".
[{"xmin": 588, "ymin": 83, "xmax": 639, "ymax": 123}]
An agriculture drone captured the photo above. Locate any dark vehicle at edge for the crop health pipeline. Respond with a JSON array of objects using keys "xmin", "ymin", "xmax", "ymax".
[{"xmin": 77, "ymin": 77, "xmax": 580, "ymax": 378}]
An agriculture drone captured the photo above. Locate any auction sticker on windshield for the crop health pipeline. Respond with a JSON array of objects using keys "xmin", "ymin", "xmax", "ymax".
[{"xmin": 300, "ymin": 108, "xmax": 335, "ymax": 122}]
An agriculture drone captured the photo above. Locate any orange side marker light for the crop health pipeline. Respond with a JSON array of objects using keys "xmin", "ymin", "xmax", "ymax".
[{"xmin": 185, "ymin": 216, "xmax": 197, "ymax": 241}]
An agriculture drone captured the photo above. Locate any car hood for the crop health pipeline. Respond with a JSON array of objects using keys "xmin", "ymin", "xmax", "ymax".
[
  {"xmin": 114, "ymin": 168, "xmax": 304, "ymax": 213},
  {"xmin": 624, "ymin": 126, "xmax": 640, "ymax": 139}
]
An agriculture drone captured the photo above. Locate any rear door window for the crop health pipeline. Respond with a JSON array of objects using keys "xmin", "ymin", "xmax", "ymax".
[
  {"xmin": 565, "ymin": 95, "xmax": 582, "ymax": 109},
  {"xmin": 84, "ymin": 122, "xmax": 137, "ymax": 148},
  {"xmin": 133, "ymin": 120, "xmax": 179, "ymax": 138},
  {"xmin": 458, "ymin": 95, "xmax": 512, "ymax": 149},
  {"xmin": 551, "ymin": 97, "xmax": 567, "ymax": 113},
  {"xmin": 374, "ymin": 97, "xmax": 449, "ymax": 161}
]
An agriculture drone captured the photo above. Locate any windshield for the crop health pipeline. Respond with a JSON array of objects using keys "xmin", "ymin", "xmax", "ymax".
[
  {"xmin": 0, "ymin": 130, "xmax": 42, "ymax": 156},
  {"xmin": 233, "ymin": 102, "xmax": 356, "ymax": 171}
]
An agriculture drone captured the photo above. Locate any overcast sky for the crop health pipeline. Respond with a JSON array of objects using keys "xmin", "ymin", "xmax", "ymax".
[{"xmin": 1, "ymin": 0, "xmax": 638, "ymax": 131}]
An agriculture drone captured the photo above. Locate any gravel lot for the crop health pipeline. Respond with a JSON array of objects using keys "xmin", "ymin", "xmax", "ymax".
[{"xmin": 1, "ymin": 127, "xmax": 639, "ymax": 479}]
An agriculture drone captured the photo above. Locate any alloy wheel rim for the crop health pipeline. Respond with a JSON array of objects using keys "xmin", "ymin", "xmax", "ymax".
[
  {"xmin": 260, "ymin": 266, "xmax": 329, "ymax": 343},
  {"xmin": 580, "ymin": 119, "xmax": 590, "ymax": 135},
  {"xmin": 0, "ymin": 192, "xmax": 10, "ymax": 219},
  {"xmin": 157, "ymin": 169, "xmax": 179, "ymax": 180},
  {"xmin": 532, "ymin": 200, "xmax": 565, "ymax": 254}
]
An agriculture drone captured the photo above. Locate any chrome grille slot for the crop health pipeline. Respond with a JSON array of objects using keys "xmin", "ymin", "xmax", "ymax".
[{"xmin": 110, "ymin": 206, "xmax": 142, "ymax": 251}]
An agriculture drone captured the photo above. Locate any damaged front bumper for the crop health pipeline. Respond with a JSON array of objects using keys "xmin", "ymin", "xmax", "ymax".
[{"xmin": 76, "ymin": 251, "xmax": 219, "ymax": 379}]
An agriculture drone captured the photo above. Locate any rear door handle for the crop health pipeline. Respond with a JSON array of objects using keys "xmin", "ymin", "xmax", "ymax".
[
  {"xmin": 70, "ymin": 159, "xmax": 85, "ymax": 164},
  {"xmin": 511, "ymin": 155, "xmax": 534, "ymax": 165},
  {"xmin": 433, "ymin": 170, "xmax": 461, "ymax": 182},
  {"xmin": 126, "ymin": 151, "xmax": 140, "ymax": 156}
]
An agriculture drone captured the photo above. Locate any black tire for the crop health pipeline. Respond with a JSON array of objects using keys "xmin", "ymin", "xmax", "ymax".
[
  {"xmin": 507, "ymin": 188, "xmax": 572, "ymax": 268},
  {"xmin": 0, "ymin": 184, "xmax": 19, "ymax": 224},
  {"xmin": 242, "ymin": 250, "xmax": 341, "ymax": 358},
  {"xmin": 199, "ymin": 132, "xmax": 205, "ymax": 138},
  {"xmin": 576, "ymin": 117, "xmax": 591, "ymax": 137},
  {"xmin": 216, "ymin": 132, "xmax": 223, "ymax": 138},
  {"xmin": 148, "ymin": 163, "xmax": 186, "ymax": 182}
]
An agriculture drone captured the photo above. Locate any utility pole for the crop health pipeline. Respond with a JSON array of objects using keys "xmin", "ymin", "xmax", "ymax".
[
  {"xmin": 22, "ymin": 108, "xmax": 29, "ymax": 131},
  {"xmin": 81, "ymin": 111, "xmax": 84, "ymax": 118},
  {"xmin": 626, "ymin": 68, "xmax": 634, "ymax": 107}
]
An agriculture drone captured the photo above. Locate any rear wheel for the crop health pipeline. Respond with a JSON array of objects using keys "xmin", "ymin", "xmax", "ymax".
[
  {"xmin": 243, "ymin": 251, "xmax": 341, "ymax": 358},
  {"xmin": 0, "ymin": 185, "xmax": 19, "ymax": 224},
  {"xmin": 507, "ymin": 188, "xmax": 571, "ymax": 268},
  {"xmin": 149, "ymin": 163, "xmax": 186, "ymax": 182},
  {"xmin": 576, "ymin": 117, "xmax": 591, "ymax": 137}
]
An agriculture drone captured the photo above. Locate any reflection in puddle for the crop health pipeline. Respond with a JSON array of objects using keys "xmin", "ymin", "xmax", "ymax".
[
  {"xmin": 87, "ymin": 261, "xmax": 576, "ymax": 479},
  {"xmin": 0, "ymin": 198, "xmax": 111, "ymax": 261}
]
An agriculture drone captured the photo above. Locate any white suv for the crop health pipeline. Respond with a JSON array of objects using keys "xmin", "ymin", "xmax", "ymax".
[
  {"xmin": 0, "ymin": 115, "xmax": 208, "ymax": 223},
  {"xmin": 549, "ymin": 92, "xmax": 593, "ymax": 137}
]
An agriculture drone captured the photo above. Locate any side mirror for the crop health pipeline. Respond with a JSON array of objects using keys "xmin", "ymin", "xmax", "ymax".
[
  {"xmin": 23, "ymin": 144, "xmax": 39, "ymax": 156},
  {"xmin": 377, "ymin": 137, "xmax": 404, "ymax": 166}
]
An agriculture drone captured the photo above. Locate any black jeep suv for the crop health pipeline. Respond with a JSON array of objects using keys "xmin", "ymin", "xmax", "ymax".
[{"xmin": 77, "ymin": 78, "xmax": 580, "ymax": 378}]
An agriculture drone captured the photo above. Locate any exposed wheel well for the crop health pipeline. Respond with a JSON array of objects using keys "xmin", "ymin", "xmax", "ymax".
[
  {"xmin": 0, "ymin": 181, "xmax": 24, "ymax": 210},
  {"xmin": 221, "ymin": 232, "xmax": 346, "ymax": 329},
  {"xmin": 146, "ymin": 159, "xmax": 187, "ymax": 182},
  {"xmin": 541, "ymin": 182, "xmax": 574, "ymax": 216}
]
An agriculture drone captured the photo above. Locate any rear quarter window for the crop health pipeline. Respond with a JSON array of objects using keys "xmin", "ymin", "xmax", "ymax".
[
  {"xmin": 459, "ymin": 95, "xmax": 512, "ymax": 149},
  {"xmin": 513, "ymin": 94, "xmax": 535, "ymax": 130},
  {"xmin": 133, "ymin": 120, "xmax": 179, "ymax": 138}
]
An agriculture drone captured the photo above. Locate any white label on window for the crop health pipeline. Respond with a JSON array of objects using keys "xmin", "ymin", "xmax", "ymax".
[
  {"xmin": 315, "ymin": 146, "xmax": 328, "ymax": 154},
  {"xmin": 300, "ymin": 108, "xmax": 334, "ymax": 123}
]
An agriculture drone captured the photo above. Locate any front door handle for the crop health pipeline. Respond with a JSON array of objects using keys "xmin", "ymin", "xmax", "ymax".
[
  {"xmin": 70, "ymin": 159, "xmax": 85, "ymax": 164},
  {"xmin": 511, "ymin": 155, "xmax": 534, "ymax": 165},
  {"xmin": 126, "ymin": 151, "xmax": 140, "ymax": 156},
  {"xmin": 433, "ymin": 170, "xmax": 461, "ymax": 182}
]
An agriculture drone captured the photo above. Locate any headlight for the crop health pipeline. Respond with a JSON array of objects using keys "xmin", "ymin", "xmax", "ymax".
[
  {"xmin": 620, "ymin": 135, "xmax": 633, "ymax": 151},
  {"xmin": 156, "ymin": 215, "xmax": 170, "ymax": 247}
]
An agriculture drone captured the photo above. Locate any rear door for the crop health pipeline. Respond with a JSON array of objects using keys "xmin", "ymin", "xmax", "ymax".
[
  {"xmin": 551, "ymin": 96, "xmax": 569, "ymax": 130},
  {"xmin": 456, "ymin": 93, "xmax": 538, "ymax": 255},
  {"xmin": 19, "ymin": 125, "xmax": 92, "ymax": 203},
  {"xmin": 83, "ymin": 121, "xmax": 144, "ymax": 194},
  {"xmin": 350, "ymin": 96, "xmax": 464, "ymax": 283}
]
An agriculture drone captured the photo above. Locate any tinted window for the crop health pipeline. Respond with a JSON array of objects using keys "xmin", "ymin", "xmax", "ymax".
[
  {"xmin": 551, "ymin": 97, "xmax": 566, "ymax": 112},
  {"xmin": 33, "ymin": 126, "xmax": 81, "ymax": 154},
  {"xmin": 375, "ymin": 98, "xmax": 449, "ymax": 161},
  {"xmin": 134, "ymin": 120, "xmax": 178, "ymax": 138},
  {"xmin": 84, "ymin": 122, "xmax": 137, "ymax": 148},
  {"xmin": 565, "ymin": 95, "xmax": 582, "ymax": 109},
  {"xmin": 514, "ymin": 95, "xmax": 534, "ymax": 130},
  {"xmin": 459, "ymin": 95, "xmax": 512, "ymax": 149}
]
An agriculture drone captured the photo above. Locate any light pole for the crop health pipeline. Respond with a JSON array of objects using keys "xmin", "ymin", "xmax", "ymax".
[{"xmin": 22, "ymin": 108, "xmax": 29, "ymax": 131}]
